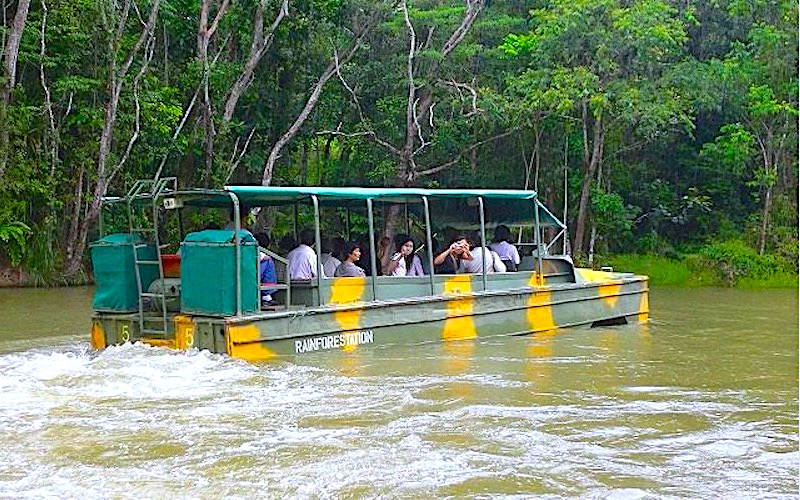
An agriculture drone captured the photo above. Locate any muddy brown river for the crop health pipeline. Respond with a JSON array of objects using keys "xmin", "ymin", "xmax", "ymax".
[{"xmin": 0, "ymin": 286, "xmax": 796, "ymax": 497}]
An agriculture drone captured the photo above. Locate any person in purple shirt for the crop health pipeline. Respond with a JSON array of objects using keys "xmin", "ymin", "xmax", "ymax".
[{"xmin": 490, "ymin": 225, "xmax": 520, "ymax": 272}]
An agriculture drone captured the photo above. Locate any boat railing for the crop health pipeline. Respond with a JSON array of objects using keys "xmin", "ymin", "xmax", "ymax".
[
  {"xmin": 259, "ymin": 248, "xmax": 291, "ymax": 311},
  {"xmin": 287, "ymin": 266, "xmax": 576, "ymax": 308}
]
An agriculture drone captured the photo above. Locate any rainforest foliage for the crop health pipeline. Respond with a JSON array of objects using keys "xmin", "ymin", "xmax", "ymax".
[{"xmin": 0, "ymin": 0, "xmax": 796, "ymax": 284}]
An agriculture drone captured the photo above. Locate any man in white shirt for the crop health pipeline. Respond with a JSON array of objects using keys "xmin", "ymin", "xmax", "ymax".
[
  {"xmin": 287, "ymin": 229, "xmax": 325, "ymax": 279},
  {"xmin": 321, "ymin": 237, "xmax": 344, "ymax": 277},
  {"xmin": 458, "ymin": 241, "xmax": 507, "ymax": 274}
]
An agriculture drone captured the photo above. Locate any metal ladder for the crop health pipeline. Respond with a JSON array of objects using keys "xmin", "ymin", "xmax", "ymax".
[{"xmin": 127, "ymin": 178, "xmax": 177, "ymax": 336}]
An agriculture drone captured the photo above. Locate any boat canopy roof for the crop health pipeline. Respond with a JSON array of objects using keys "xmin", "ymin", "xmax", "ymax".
[
  {"xmin": 225, "ymin": 185, "xmax": 538, "ymax": 202},
  {"xmin": 222, "ymin": 186, "xmax": 563, "ymax": 228},
  {"xmin": 106, "ymin": 185, "xmax": 564, "ymax": 228}
]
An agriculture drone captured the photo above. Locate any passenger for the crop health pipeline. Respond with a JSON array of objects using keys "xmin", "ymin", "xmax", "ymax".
[
  {"xmin": 490, "ymin": 225, "xmax": 520, "ymax": 272},
  {"xmin": 459, "ymin": 233, "xmax": 506, "ymax": 274},
  {"xmin": 254, "ymin": 232, "xmax": 277, "ymax": 304},
  {"xmin": 433, "ymin": 235, "xmax": 472, "ymax": 275},
  {"xmin": 321, "ymin": 237, "xmax": 345, "ymax": 277},
  {"xmin": 355, "ymin": 234, "xmax": 373, "ymax": 276},
  {"xmin": 334, "ymin": 242, "xmax": 366, "ymax": 277},
  {"xmin": 384, "ymin": 234, "xmax": 425, "ymax": 276},
  {"xmin": 287, "ymin": 229, "xmax": 324, "ymax": 279},
  {"xmin": 278, "ymin": 235, "xmax": 298, "ymax": 254},
  {"xmin": 223, "ymin": 202, "xmax": 252, "ymax": 231},
  {"xmin": 407, "ymin": 245, "xmax": 425, "ymax": 276},
  {"xmin": 376, "ymin": 236, "xmax": 391, "ymax": 276}
]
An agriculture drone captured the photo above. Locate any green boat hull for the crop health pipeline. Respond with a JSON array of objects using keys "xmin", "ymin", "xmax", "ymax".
[{"xmin": 91, "ymin": 269, "xmax": 649, "ymax": 361}]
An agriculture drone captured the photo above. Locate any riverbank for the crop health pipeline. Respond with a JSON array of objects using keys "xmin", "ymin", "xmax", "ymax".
[
  {"xmin": 0, "ymin": 264, "xmax": 89, "ymax": 288},
  {"xmin": 599, "ymin": 253, "xmax": 798, "ymax": 288}
]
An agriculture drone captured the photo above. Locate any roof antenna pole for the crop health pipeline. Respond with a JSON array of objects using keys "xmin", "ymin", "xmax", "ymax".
[
  {"xmin": 228, "ymin": 192, "xmax": 243, "ymax": 316},
  {"xmin": 478, "ymin": 196, "xmax": 487, "ymax": 292},
  {"xmin": 366, "ymin": 198, "xmax": 378, "ymax": 300},
  {"xmin": 312, "ymin": 195, "xmax": 323, "ymax": 306},
  {"xmin": 563, "ymin": 135, "xmax": 569, "ymax": 256},
  {"xmin": 534, "ymin": 197, "xmax": 544, "ymax": 286},
  {"xmin": 422, "ymin": 196, "xmax": 435, "ymax": 295}
]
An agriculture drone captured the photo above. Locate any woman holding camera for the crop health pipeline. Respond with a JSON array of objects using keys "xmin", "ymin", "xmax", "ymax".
[
  {"xmin": 433, "ymin": 236, "xmax": 473, "ymax": 275},
  {"xmin": 383, "ymin": 234, "xmax": 425, "ymax": 276}
]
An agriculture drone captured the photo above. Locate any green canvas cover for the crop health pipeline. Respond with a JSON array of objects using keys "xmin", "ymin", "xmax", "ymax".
[
  {"xmin": 180, "ymin": 230, "xmax": 258, "ymax": 316},
  {"xmin": 90, "ymin": 233, "xmax": 158, "ymax": 312}
]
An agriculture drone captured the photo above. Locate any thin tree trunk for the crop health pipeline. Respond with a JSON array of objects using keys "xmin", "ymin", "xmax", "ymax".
[
  {"xmin": 758, "ymin": 184, "xmax": 772, "ymax": 255},
  {"xmin": 222, "ymin": 0, "xmax": 288, "ymax": 123},
  {"xmin": 262, "ymin": 11, "xmax": 380, "ymax": 185},
  {"xmin": 65, "ymin": 164, "xmax": 85, "ymax": 264},
  {"xmin": 573, "ymin": 107, "xmax": 603, "ymax": 259},
  {"xmin": 0, "ymin": 0, "xmax": 32, "ymax": 178},
  {"xmin": 197, "ymin": 0, "xmax": 231, "ymax": 186},
  {"xmin": 64, "ymin": 0, "xmax": 161, "ymax": 277},
  {"xmin": 397, "ymin": 0, "xmax": 483, "ymax": 185},
  {"xmin": 533, "ymin": 122, "xmax": 541, "ymax": 192},
  {"xmin": 39, "ymin": 0, "xmax": 58, "ymax": 177}
]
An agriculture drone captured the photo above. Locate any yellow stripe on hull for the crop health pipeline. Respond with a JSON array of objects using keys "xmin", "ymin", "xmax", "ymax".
[
  {"xmin": 442, "ymin": 275, "xmax": 477, "ymax": 342},
  {"xmin": 226, "ymin": 323, "xmax": 278, "ymax": 361}
]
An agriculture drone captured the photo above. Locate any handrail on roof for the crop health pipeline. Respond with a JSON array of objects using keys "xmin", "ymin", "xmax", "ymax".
[
  {"xmin": 100, "ymin": 183, "xmax": 564, "ymax": 229},
  {"xmin": 223, "ymin": 185, "xmax": 539, "ymax": 201}
]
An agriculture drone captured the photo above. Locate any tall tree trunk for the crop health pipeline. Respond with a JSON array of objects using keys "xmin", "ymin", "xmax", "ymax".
[
  {"xmin": 395, "ymin": 0, "xmax": 483, "ymax": 185},
  {"xmin": 573, "ymin": 104, "xmax": 603, "ymax": 259},
  {"xmin": 588, "ymin": 225, "xmax": 597, "ymax": 265},
  {"xmin": 64, "ymin": 164, "xmax": 85, "ymax": 264},
  {"xmin": 197, "ymin": 0, "xmax": 231, "ymax": 186},
  {"xmin": 0, "ymin": 0, "xmax": 32, "ymax": 178},
  {"xmin": 262, "ymin": 9, "xmax": 381, "ymax": 186},
  {"xmin": 758, "ymin": 184, "xmax": 772, "ymax": 255},
  {"xmin": 533, "ymin": 122, "xmax": 541, "ymax": 192},
  {"xmin": 64, "ymin": 0, "xmax": 161, "ymax": 277},
  {"xmin": 222, "ymin": 0, "xmax": 287, "ymax": 123}
]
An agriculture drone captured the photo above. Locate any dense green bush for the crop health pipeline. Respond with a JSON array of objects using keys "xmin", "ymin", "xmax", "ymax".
[{"xmin": 694, "ymin": 240, "xmax": 796, "ymax": 285}]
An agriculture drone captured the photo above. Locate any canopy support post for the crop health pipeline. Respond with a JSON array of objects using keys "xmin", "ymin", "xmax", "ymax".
[
  {"xmin": 478, "ymin": 196, "xmax": 487, "ymax": 291},
  {"xmin": 227, "ymin": 192, "xmax": 243, "ymax": 316},
  {"xmin": 293, "ymin": 203, "xmax": 299, "ymax": 241},
  {"xmin": 366, "ymin": 198, "xmax": 378, "ymax": 300},
  {"xmin": 534, "ymin": 198, "xmax": 544, "ymax": 286},
  {"xmin": 312, "ymin": 195, "xmax": 323, "ymax": 306},
  {"xmin": 422, "ymin": 196, "xmax": 435, "ymax": 295},
  {"xmin": 177, "ymin": 207, "xmax": 184, "ymax": 242},
  {"xmin": 346, "ymin": 207, "xmax": 351, "ymax": 241}
]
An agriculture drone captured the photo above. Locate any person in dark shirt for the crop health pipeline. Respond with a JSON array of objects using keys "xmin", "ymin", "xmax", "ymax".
[{"xmin": 433, "ymin": 235, "xmax": 473, "ymax": 274}]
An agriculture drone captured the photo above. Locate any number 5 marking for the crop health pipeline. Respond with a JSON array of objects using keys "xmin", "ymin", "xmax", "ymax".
[{"xmin": 120, "ymin": 324, "xmax": 130, "ymax": 343}]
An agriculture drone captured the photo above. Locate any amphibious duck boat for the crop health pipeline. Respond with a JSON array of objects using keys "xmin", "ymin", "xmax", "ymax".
[{"xmin": 89, "ymin": 179, "xmax": 649, "ymax": 361}]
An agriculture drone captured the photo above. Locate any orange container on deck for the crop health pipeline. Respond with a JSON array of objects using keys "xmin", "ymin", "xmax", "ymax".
[{"xmin": 161, "ymin": 254, "xmax": 181, "ymax": 278}]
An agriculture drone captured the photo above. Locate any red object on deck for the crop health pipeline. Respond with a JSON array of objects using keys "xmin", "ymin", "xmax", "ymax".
[{"xmin": 161, "ymin": 254, "xmax": 181, "ymax": 278}]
